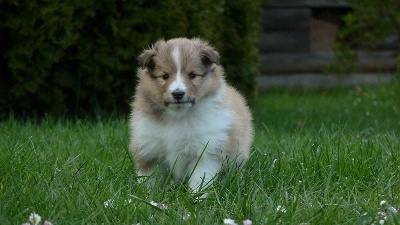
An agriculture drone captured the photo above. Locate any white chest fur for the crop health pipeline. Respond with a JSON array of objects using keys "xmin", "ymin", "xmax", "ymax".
[{"xmin": 131, "ymin": 93, "xmax": 233, "ymax": 180}]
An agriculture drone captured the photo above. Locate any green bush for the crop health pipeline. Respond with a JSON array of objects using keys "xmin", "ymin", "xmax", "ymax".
[
  {"xmin": 340, "ymin": 0, "xmax": 399, "ymax": 45},
  {"xmin": 219, "ymin": 1, "xmax": 261, "ymax": 107},
  {"xmin": 0, "ymin": 0, "xmax": 262, "ymax": 116},
  {"xmin": 334, "ymin": 0, "xmax": 400, "ymax": 74}
]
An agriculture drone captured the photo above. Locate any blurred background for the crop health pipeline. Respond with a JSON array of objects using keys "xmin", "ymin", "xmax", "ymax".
[
  {"xmin": 258, "ymin": 0, "xmax": 399, "ymax": 89},
  {"xmin": 0, "ymin": 0, "xmax": 398, "ymax": 117}
]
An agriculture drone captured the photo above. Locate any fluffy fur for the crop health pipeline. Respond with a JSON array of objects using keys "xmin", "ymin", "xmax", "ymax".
[{"xmin": 129, "ymin": 37, "xmax": 253, "ymax": 195}]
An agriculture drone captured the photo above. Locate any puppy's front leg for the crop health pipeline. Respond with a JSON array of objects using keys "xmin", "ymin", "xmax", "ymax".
[
  {"xmin": 188, "ymin": 156, "xmax": 221, "ymax": 197},
  {"xmin": 135, "ymin": 156, "xmax": 158, "ymax": 182}
]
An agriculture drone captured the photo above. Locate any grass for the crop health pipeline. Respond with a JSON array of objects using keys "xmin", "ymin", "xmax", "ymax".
[{"xmin": 1, "ymin": 84, "xmax": 400, "ymax": 224}]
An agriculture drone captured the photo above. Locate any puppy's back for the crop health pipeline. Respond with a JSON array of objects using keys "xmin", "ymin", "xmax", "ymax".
[{"xmin": 222, "ymin": 85, "xmax": 253, "ymax": 165}]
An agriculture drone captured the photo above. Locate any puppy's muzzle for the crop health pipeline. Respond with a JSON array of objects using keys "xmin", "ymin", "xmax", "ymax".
[{"xmin": 165, "ymin": 91, "xmax": 195, "ymax": 106}]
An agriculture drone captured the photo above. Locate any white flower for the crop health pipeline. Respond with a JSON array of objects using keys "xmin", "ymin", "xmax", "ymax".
[
  {"xmin": 223, "ymin": 218, "xmax": 238, "ymax": 225},
  {"xmin": 158, "ymin": 203, "xmax": 168, "ymax": 210},
  {"xmin": 104, "ymin": 199, "xmax": 114, "ymax": 208},
  {"xmin": 43, "ymin": 221, "xmax": 53, "ymax": 225},
  {"xmin": 380, "ymin": 200, "xmax": 387, "ymax": 206},
  {"xmin": 183, "ymin": 212, "xmax": 191, "ymax": 220},
  {"xmin": 388, "ymin": 206, "xmax": 398, "ymax": 213},
  {"xmin": 149, "ymin": 200, "xmax": 158, "ymax": 207},
  {"xmin": 379, "ymin": 219, "xmax": 385, "ymax": 225},
  {"xmin": 29, "ymin": 212, "xmax": 41, "ymax": 225},
  {"xmin": 149, "ymin": 200, "xmax": 168, "ymax": 210},
  {"xmin": 243, "ymin": 219, "xmax": 252, "ymax": 225},
  {"xmin": 378, "ymin": 211, "xmax": 387, "ymax": 220},
  {"xmin": 276, "ymin": 205, "xmax": 287, "ymax": 213}
]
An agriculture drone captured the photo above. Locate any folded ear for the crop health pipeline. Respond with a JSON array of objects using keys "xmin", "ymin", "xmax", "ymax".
[
  {"xmin": 200, "ymin": 47, "xmax": 220, "ymax": 66},
  {"xmin": 137, "ymin": 40, "xmax": 166, "ymax": 70},
  {"xmin": 138, "ymin": 49, "xmax": 156, "ymax": 70}
]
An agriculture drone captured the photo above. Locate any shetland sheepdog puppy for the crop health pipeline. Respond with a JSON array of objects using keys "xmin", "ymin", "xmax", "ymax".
[{"xmin": 129, "ymin": 37, "xmax": 253, "ymax": 196}]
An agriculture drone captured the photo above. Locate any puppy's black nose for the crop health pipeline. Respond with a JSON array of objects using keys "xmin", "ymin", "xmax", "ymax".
[{"xmin": 172, "ymin": 91, "xmax": 185, "ymax": 100}]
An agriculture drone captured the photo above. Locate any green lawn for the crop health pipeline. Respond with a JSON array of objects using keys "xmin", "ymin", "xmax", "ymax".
[{"xmin": 1, "ymin": 84, "xmax": 399, "ymax": 224}]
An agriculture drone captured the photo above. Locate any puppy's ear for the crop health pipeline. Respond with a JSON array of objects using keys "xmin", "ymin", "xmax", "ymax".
[
  {"xmin": 137, "ymin": 40, "xmax": 166, "ymax": 70},
  {"xmin": 138, "ymin": 49, "xmax": 156, "ymax": 70},
  {"xmin": 200, "ymin": 47, "xmax": 220, "ymax": 66}
]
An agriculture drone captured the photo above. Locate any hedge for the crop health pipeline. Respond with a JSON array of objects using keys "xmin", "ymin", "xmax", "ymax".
[
  {"xmin": 333, "ymin": 0, "xmax": 400, "ymax": 74},
  {"xmin": 0, "ymin": 0, "xmax": 262, "ymax": 116}
]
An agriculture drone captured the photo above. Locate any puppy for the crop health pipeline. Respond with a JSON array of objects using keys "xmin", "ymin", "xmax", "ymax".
[{"xmin": 129, "ymin": 38, "xmax": 253, "ymax": 196}]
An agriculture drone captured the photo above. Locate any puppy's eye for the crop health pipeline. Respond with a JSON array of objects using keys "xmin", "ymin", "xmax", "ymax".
[
  {"xmin": 162, "ymin": 73, "xmax": 169, "ymax": 80},
  {"xmin": 188, "ymin": 72, "xmax": 196, "ymax": 79}
]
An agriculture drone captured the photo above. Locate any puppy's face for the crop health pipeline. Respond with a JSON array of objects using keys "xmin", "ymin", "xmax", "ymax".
[{"xmin": 137, "ymin": 38, "xmax": 222, "ymax": 114}]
